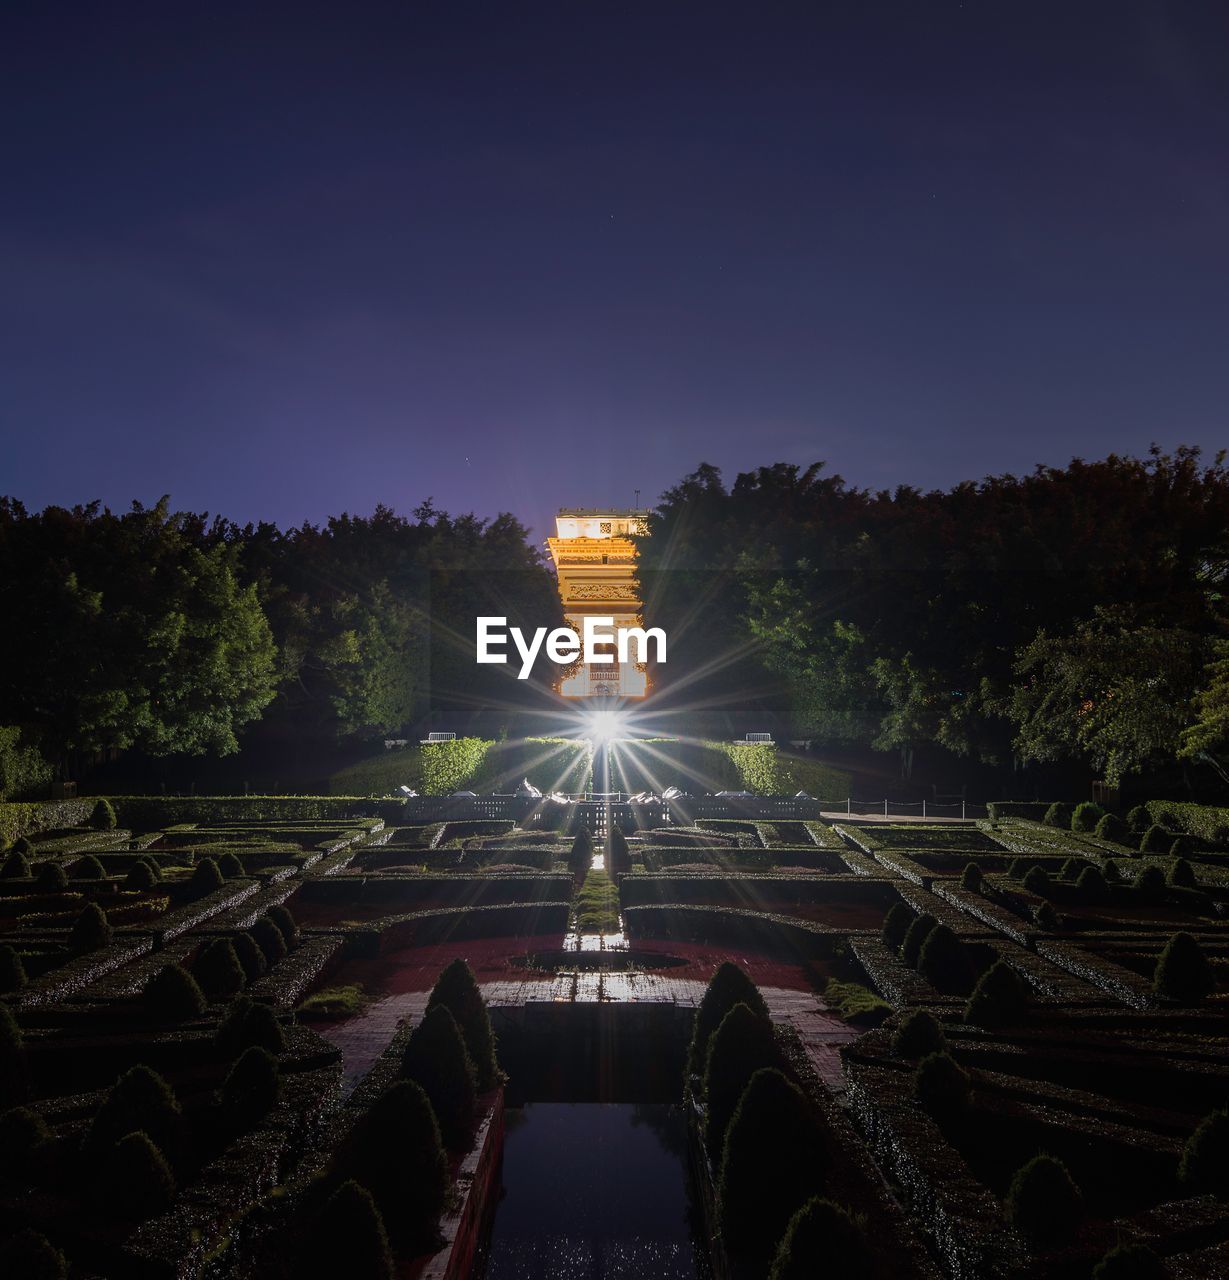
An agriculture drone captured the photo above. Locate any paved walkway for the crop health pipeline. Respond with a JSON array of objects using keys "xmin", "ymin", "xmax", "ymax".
[{"xmin": 320, "ymin": 971, "xmax": 859, "ymax": 1096}]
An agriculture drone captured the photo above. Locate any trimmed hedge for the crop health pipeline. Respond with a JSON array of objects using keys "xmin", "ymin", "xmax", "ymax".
[
  {"xmin": 401, "ymin": 1003, "xmax": 476, "ymax": 1148},
  {"xmin": 1005, "ymin": 1153, "xmax": 1082, "ymax": 1248},
  {"xmin": 686, "ymin": 961, "xmax": 771, "ymax": 1086},
  {"xmin": 703, "ymin": 1001, "xmax": 780, "ymax": 1158},
  {"xmin": 768, "ymin": 1196, "xmax": 871, "ymax": 1279},
  {"xmin": 427, "ymin": 959, "xmax": 499, "ymax": 1090}
]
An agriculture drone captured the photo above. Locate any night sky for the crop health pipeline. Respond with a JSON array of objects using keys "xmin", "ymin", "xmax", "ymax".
[{"xmin": 3, "ymin": 1, "xmax": 1227, "ymax": 541}]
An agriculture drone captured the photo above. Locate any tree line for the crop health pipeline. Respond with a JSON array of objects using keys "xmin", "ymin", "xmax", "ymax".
[
  {"xmin": 0, "ymin": 497, "xmax": 560, "ymax": 791},
  {"xmin": 638, "ymin": 447, "xmax": 1229, "ymax": 792}
]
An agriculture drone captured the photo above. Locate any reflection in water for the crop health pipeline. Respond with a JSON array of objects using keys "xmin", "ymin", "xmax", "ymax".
[{"xmin": 476, "ymin": 1103, "xmax": 711, "ymax": 1280}]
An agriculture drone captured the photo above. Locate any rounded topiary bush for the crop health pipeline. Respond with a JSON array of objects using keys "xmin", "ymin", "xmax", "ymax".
[
  {"xmin": 268, "ymin": 904, "xmax": 299, "ymax": 949},
  {"xmin": 194, "ymin": 938, "xmax": 245, "ymax": 999},
  {"xmin": 1005, "ymin": 1153, "xmax": 1082, "ymax": 1248},
  {"xmin": 1140, "ymin": 824, "xmax": 1170, "ymax": 854},
  {"xmin": 1, "ymin": 850, "xmax": 31, "ymax": 878},
  {"xmin": 0, "ymin": 943, "xmax": 28, "ymax": 994},
  {"xmin": 100, "ymin": 1130, "xmax": 176, "ymax": 1219},
  {"xmin": 34, "ymin": 861, "xmax": 67, "ymax": 891},
  {"xmin": 334, "ymin": 1080, "xmax": 448, "ymax": 1253},
  {"xmin": 11, "ymin": 836, "xmax": 32, "ymax": 856},
  {"xmin": 609, "ymin": 823, "xmax": 631, "ymax": 876},
  {"xmin": 1125, "ymin": 805, "xmax": 1150, "ymax": 833},
  {"xmin": 0, "ymin": 1105, "xmax": 50, "ymax": 1164},
  {"xmin": 1, "ymin": 1001, "xmax": 28, "ymax": 1107},
  {"xmin": 1034, "ymin": 902, "xmax": 1059, "ymax": 930},
  {"xmin": 217, "ymin": 851, "xmax": 244, "ymax": 878},
  {"xmin": 143, "ymin": 963, "xmax": 207, "ymax": 1021},
  {"xmin": 1179, "ymin": 1109, "xmax": 1229, "ymax": 1194},
  {"xmin": 84, "ymin": 1064, "xmax": 181, "ymax": 1167},
  {"xmin": 307, "ymin": 1179, "xmax": 394, "ymax": 1280},
  {"xmin": 686, "ymin": 962, "xmax": 771, "ymax": 1086},
  {"xmin": 881, "ymin": 902, "xmax": 916, "ymax": 951},
  {"xmin": 917, "ymin": 924, "xmax": 973, "ymax": 994},
  {"xmin": 1103, "ymin": 859, "xmax": 1122, "ymax": 883},
  {"xmin": 1091, "ymin": 1242, "xmax": 1166, "ymax": 1280},
  {"xmin": 1006, "ymin": 857, "xmax": 1029, "ymax": 879},
  {"xmin": 1071, "ymin": 801, "xmax": 1106, "ymax": 832},
  {"xmin": 914, "ymin": 1051, "xmax": 971, "ymax": 1119},
  {"xmin": 703, "ymin": 1001, "xmax": 780, "ymax": 1158},
  {"xmin": 1134, "ymin": 864, "xmax": 1166, "ymax": 898},
  {"xmin": 1167, "ymin": 857, "xmax": 1197, "ymax": 889},
  {"xmin": 215, "ymin": 995, "xmax": 285, "ymax": 1057},
  {"xmin": 1154, "ymin": 932, "xmax": 1214, "ymax": 1002},
  {"xmin": 965, "ymin": 960, "xmax": 1029, "ymax": 1028},
  {"xmin": 427, "ymin": 959, "xmax": 499, "ymax": 1089},
  {"xmin": 189, "ymin": 857, "xmax": 225, "ymax": 898},
  {"xmin": 220, "ymin": 1046, "xmax": 280, "ymax": 1128},
  {"xmin": 89, "ymin": 798, "xmax": 117, "ymax": 831},
  {"xmin": 959, "ymin": 862, "xmax": 984, "ymax": 893},
  {"xmin": 1023, "ymin": 866, "xmax": 1052, "ymax": 899},
  {"xmin": 250, "ymin": 916, "xmax": 288, "ymax": 965},
  {"xmin": 231, "ymin": 931, "xmax": 268, "ymax": 983},
  {"xmin": 900, "ymin": 912, "xmax": 938, "ymax": 968},
  {"xmin": 70, "ymin": 902, "xmax": 112, "ymax": 953},
  {"xmin": 768, "ymin": 1196, "xmax": 871, "ymax": 1280},
  {"xmin": 1169, "ymin": 835, "xmax": 1192, "ymax": 858},
  {"xmin": 1044, "ymin": 802, "xmax": 1074, "ymax": 829},
  {"xmin": 1094, "ymin": 813, "xmax": 1129, "ymax": 845},
  {"xmin": 891, "ymin": 1009, "xmax": 946, "ymax": 1059},
  {"xmin": 73, "ymin": 854, "xmax": 105, "ymax": 880},
  {"xmin": 126, "ymin": 860, "xmax": 158, "ymax": 890},
  {"xmin": 402, "ymin": 1003, "xmax": 476, "ymax": 1148},
  {"xmin": 1076, "ymin": 865, "xmax": 1109, "ymax": 903},
  {"xmin": 716, "ymin": 1068, "xmax": 827, "ymax": 1263},
  {"xmin": 1059, "ymin": 857, "xmax": 1084, "ymax": 882},
  {"xmin": 0, "ymin": 1229, "xmax": 67, "ymax": 1280}
]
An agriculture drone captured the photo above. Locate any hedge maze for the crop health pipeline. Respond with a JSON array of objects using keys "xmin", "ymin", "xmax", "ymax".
[{"xmin": 2, "ymin": 795, "xmax": 1228, "ymax": 1277}]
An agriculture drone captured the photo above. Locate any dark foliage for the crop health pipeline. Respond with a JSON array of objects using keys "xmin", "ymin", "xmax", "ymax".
[
  {"xmin": 232, "ymin": 931, "xmax": 268, "ymax": 983},
  {"xmin": 143, "ymin": 963, "xmax": 207, "ymax": 1020},
  {"xmin": 959, "ymin": 862, "xmax": 983, "ymax": 892},
  {"xmin": 1, "ymin": 851, "xmax": 30, "ymax": 878},
  {"xmin": 0, "ymin": 1105, "xmax": 50, "ymax": 1164},
  {"xmin": 609, "ymin": 823, "xmax": 631, "ymax": 877},
  {"xmin": 194, "ymin": 938, "xmax": 246, "ymax": 999},
  {"xmin": 215, "ymin": 995, "xmax": 285, "ymax": 1057},
  {"xmin": 881, "ymin": 902, "xmax": 915, "ymax": 950},
  {"xmin": 125, "ymin": 859, "xmax": 158, "ymax": 890},
  {"xmin": 0, "ymin": 943, "xmax": 28, "ymax": 993},
  {"xmin": 83, "ymin": 1064, "xmax": 181, "ymax": 1167},
  {"xmin": 703, "ymin": 1001, "xmax": 780, "ymax": 1159},
  {"xmin": 1140, "ymin": 824, "xmax": 1170, "ymax": 854},
  {"xmin": 891, "ymin": 1009, "xmax": 946, "ymax": 1058},
  {"xmin": 0, "ymin": 1230, "xmax": 67, "ymax": 1280},
  {"xmin": 1092, "ymin": 1243, "xmax": 1167, "ymax": 1280},
  {"xmin": 686, "ymin": 962, "xmax": 771, "ymax": 1086},
  {"xmin": 402, "ymin": 1003, "xmax": 477, "ymax": 1148},
  {"xmin": 0, "ymin": 1001, "xmax": 27, "ymax": 1107},
  {"xmin": 89, "ymin": 798, "xmax": 117, "ymax": 830},
  {"xmin": 217, "ymin": 851, "xmax": 244, "ymax": 878},
  {"xmin": 1044, "ymin": 802, "xmax": 1074, "ymax": 829},
  {"xmin": 1059, "ymin": 857, "xmax": 1084, "ymax": 881},
  {"xmin": 250, "ymin": 916, "xmax": 288, "ymax": 964},
  {"xmin": 268, "ymin": 903, "xmax": 299, "ymax": 948},
  {"xmin": 73, "ymin": 854, "xmax": 105, "ymax": 880},
  {"xmin": 1154, "ymin": 931, "xmax": 1215, "ymax": 1002},
  {"xmin": 69, "ymin": 902, "xmax": 112, "ymax": 952},
  {"xmin": 568, "ymin": 826, "xmax": 593, "ymax": 881},
  {"xmin": 1023, "ymin": 866, "xmax": 1052, "ymax": 898},
  {"xmin": 717, "ymin": 1068, "xmax": 827, "ymax": 1263},
  {"xmin": 914, "ymin": 1051, "xmax": 971, "ymax": 1118},
  {"xmin": 305, "ymin": 1180, "xmax": 394, "ymax": 1280},
  {"xmin": 1167, "ymin": 857, "xmax": 1197, "ymax": 888},
  {"xmin": 917, "ymin": 924, "xmax": 973, "ymax": 993},
  {"xmin": 427, "ymin": 959, "xmax": 499, "ymax": 1089},
  {"xmin": 1125, "ymin": 805, "xmax": 1150, "ymax": 833},
  {"xmin": 189, "ymin": 857, "xmax": 225, "ymax": 897},
  {"xmin": 1134, "ymin": 864, "xmax": 1166, "ymax": 898},
  {"xmin": 768, "ymin": 1196, "xmax": 872, "ymax": 1280},
  {"xmin": 99, "ymin": 1130, "xmax": 176, "ymax": 1219},
  {"xmin": 1094, "ymin": 812, "xmax": 1129, "ymax": 844},
  {"xmin": 1071, "ymin": 802, "xmax": 1106, "ymax": 832},
  {"xmin": 900, "ymin": 912, "xmax": 938, "ymax": 968},
  {"xmin": 1076, "ymin": 864, "xmax": 1109, "ymax": 903},
  {"xmin": 220, "ymin": 1046, "xmax": 280, "ymax": 1128},
  {"xmin": 34, "ymin": 861, "xmax": 67, "ymax": 891},
  {"xmin": 965, "ymin": 960, "xmax": 1029, "ymax": 1027},
  {"xmin": 1005, "ymin": 1153, "xmax": 1083, "ymax": 1248},
  {"xmin": 1179, "ymin": 1110, "xmax": 1229, "ymax": 1194}
]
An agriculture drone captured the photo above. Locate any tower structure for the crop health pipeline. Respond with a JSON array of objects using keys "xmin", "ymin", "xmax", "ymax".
[{"xmin": 546, "ymin": 508, "xmax": 649, "ymax": 698}]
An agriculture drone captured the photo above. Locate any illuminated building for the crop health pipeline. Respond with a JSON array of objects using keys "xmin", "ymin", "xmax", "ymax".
[{"xmin": 546, "ymin": 508, "xmax": 648, "ymax": 698}]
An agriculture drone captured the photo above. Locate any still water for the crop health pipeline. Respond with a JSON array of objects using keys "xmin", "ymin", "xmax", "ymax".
[{"xmin": 475, "ymin": 1103, "xmax": 712, "ymax": 1280}]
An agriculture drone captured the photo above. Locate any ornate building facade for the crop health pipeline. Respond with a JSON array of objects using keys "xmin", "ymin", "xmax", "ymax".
[{"xmin": 546, "ymin": 508, "xmax": 648, "ymax": 698}]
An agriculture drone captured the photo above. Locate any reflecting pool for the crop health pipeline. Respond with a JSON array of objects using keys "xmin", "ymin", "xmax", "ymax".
[{"xmin": 475, "ymin": 1102, "xmax": 711, "ymax": 1279}]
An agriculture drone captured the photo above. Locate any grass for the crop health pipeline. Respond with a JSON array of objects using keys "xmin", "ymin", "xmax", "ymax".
[
  {"xmin": 574, "ymin": 867, "xmax": 620, "ymax": 933},
  {"xmin": 824, "ymin": 978, "xmax": 892, "ymax": 1026},
  {"xmin": 296, "ymin": 983, "xmax": 371, "ymax": 1020}
]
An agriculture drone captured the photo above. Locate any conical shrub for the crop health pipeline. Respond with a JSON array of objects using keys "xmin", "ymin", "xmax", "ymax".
[
  {"xmin": 143, "ymin": 963, "xmax": 207, "ymax": 1020},
  {"xmin": 189, "ymin": 857, "xmax": 224, "ymax": 897},
  {"xmin": 194, "ymin": 938, "xmax": 245, "ymax": 999},
  {"xmin": 959, "ymin": 862, "xmax": 984, "ymax": 892},
  {"xmin": 402, "ymin": 1003, "xmax": 477, "ymax": 1149},
  {"xmin": 1005, "ymin": 1153, "xmax": 1082, "ymax": 1248},
  {"xmin": 1, "ymin": 851, "xmax": 31, "ymax": 878},
  {"xmin": 716, "ymin": 1068, "xmax": 826, "ymax": 1262},
  {"xmin": 768, "ymin": 1196, "xmax": 872, "ymax": 1280},
  {"xmin": 232, "ymin": 931, "xmax": 268, "ymax": 983},
  {"xmin": 686, "ymin": 962, "xmax": 770, "ymax": 1086},
  {"xmin": 703, "ymin": 1001, "xmax": 779, "ymax": 1159},
  {"xmin": 217, "ymin": 851, "xmax": 244, "ymax": 878},
  {"xmin": 0, "ymin": 1105, "xmax": 50, "ymax": 1163},
  {"xmin": 965, "ymin": 961, "xmax": 1028, "ymax": 1027},
  {"xmin": 250, "ymin": 916, "xmax": 288, "ymax": 965},
  {"xmin": 1154, "ymin": 931, "xmax": 1214, "ymax": 1002},
  {"xmin": 891, "ymin": 1009, "xmax": 946, "ymax": 1058},
  {"xmin": 34, "ymin": 861, "xmax": 67, "ymax": 891},
  {"xmin": 0, "ymin": 943, "xmax": 28, "ymax": 993},
  {"xmin": 126, "ymin": 860, "xmax": 158, "ymax": 890},
  {"xmin": 0, "ymin": 1001, "xmax": 28, "ymax": 1107},
  {"xmin": 83, "ymin": 1064, "xmax": 181, "ymax": 1167},
  {"xmin": 99, "ymin": 1130, "xmax": 176, "ymax": 1219},
  {"xmin": 917, "ymin": 924, "xmax": 973, "ymax": 994},
  {"xmin": 568, "ymin": 827, "xmax": 593, "ymax": 881},
  {"xmin": 69, "ymin": 902, "xmax": 112, "ymax": 953},
  {"xmin": 1091, "ymin": 1243, "xmax": 1166, "ymax": 1280},
  {"xmin": 306, "ymin": 1179, "xmax": 394, "ymax": 1280},
  {"xmin": 0, "ymin": 1229, "xmax": 67, "ymax": 1280},
  {"xmin": 220, "ymin": 1046, "xmax": 280, "ymax": 1128},
  {"xmin": 73, "ymin": 855, "xmax": 105, "ymax": 880},
  {"xmin": 881, "ymin": 902, "xmax": 915, "ymax": 950},
  {"xmin": 914, "ymin": 1051, "xmax": 971, "ymax": 1119},
  {"xmin": 268, "ymin": 904, "xmax": 299, "ymax": 948},
  {"xmin": 1179, "ymin": 1109, "xmax": 1229, "ymax": 1193},
  {"xmin": 1167, "ymin": 857, "xmax": 1197, "ymax": 889},
  {"xmin": 89, "ymin": 798, "xmax": 117, "ymax": 831},
  {"xmin": 427, "ymin": 959, "xmax": 499, "ymax": 1089},
  {"xmin": 901, "ymin": 913, "xmax": 938, "ymax": 968}
]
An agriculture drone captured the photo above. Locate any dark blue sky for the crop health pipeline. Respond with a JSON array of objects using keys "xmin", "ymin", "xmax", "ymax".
[{"xmin": 2, "ymin": 1, "xmax": 1227, "ymax": 541}]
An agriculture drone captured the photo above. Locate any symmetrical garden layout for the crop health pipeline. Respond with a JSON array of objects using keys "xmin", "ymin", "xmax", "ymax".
[{"xmin": 0, "ymin": 794, "xmax": 1227, "ymax": 1278}]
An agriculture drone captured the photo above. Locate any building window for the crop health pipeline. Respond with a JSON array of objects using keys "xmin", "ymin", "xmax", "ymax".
[{"xmin": 600, "ymin": 521, "xmax": 612, "ymax": 534}]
